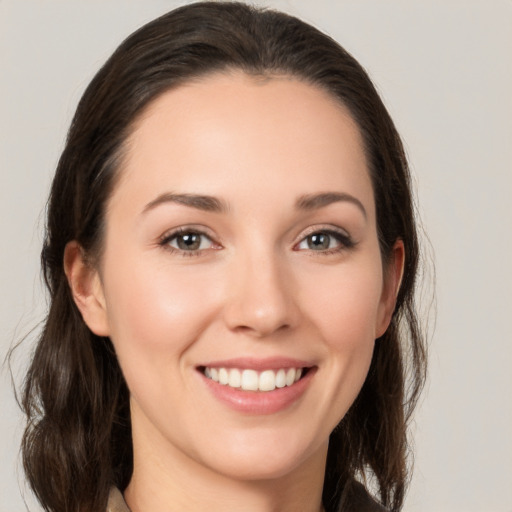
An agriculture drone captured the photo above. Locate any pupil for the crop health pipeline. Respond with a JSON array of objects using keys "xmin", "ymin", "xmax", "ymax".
[
  {"xmin": 308, "ymin": 233, "xmax": 329, "ymax": 250},
  {"xmin": 178, "ymin": 233, "xmax": 200, "ymax": 250}
]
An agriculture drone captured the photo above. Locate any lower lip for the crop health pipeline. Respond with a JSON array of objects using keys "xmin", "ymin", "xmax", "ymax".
[{"xmin": 200, "ymin": 369, "xmax": 315, "ymax": 415}]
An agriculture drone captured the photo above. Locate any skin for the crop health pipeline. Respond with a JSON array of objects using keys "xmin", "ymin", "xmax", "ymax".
[{"xmin": 65, "ymin": 72, "xmax": 403, "ymax": 512}]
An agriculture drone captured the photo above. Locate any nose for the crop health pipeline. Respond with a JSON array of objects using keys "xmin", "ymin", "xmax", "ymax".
[{"xmin": 223, "ymin": 251, "xmax": 299, "ymax": 338}]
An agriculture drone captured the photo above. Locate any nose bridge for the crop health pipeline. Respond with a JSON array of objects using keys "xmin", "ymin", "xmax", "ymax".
[{"xmin": 224, "ymin": 243, "xmax": 298, "ymax": 336}]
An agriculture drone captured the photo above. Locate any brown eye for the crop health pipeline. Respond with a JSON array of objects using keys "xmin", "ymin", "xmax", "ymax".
[
  {"xmin": 176, "ymin": 233, "xmax": 202, "ymax": 251},
  {"xmin": 306, "ymin": 233, "xmax": 331, "ymax": 250},
  {"xmin": 164, "ymin": 231, "xmax": 215, "ymax": 252}
]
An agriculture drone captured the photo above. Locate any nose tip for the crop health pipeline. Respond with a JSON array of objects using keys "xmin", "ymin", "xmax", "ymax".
[
  {"xmin": 231, "ymin": 303, "xmax": 291, "ymax": 337},
  {"xmin": 223, "ymin": 258, "xmax": 298, "ymax": 338}
]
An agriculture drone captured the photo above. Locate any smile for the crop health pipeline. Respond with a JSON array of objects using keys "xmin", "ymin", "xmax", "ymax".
[
  {"xmin": 198, "ymin": 360, "xmax": 315, "ymax": 414},
  {"xmin": 202, "ymin": 367, "xmax": 304, "ymax": 392}
]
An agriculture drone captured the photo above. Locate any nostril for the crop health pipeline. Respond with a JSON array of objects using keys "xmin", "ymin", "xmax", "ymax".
[
  {"xmin": 229, "ymin": 319, "xmax": 292, "ymax": 338},
  {"xmin": 223, "ymin": 268, "xmax": 300, "ymax": 336}
]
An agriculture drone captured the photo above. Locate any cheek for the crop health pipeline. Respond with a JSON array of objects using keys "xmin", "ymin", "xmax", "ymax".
[
  {"xmin": 298, "ymin": 256, "xmax": 383, "ymax": 417},
  {"xmin": 100, "ymin": 252, "xmax": 221, "ymax": 377},
  {"xmin": 301, "ymin": 259, "xmax": 384, "ymax": 347},
  {"xmin": 99, "ymin": 256, "xmax": 226, "ymax": 437}
]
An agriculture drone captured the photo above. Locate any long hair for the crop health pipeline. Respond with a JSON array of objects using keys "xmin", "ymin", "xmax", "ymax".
[{"xmin": 21, "ymin": 3, "xmax": 427, "ymax": 511}]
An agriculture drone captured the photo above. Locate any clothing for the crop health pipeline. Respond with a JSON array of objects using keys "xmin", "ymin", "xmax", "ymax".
[
  {"xmin": 107, "ymin": 483, "xmax": 388, "ymax": 512},
  {"xmin": 343, "ymin": 480, "xmax": 388, "ymax": 512},
  {"xmin": 107, "ymin": 487, "xmax": 130, "ymax": 512}
]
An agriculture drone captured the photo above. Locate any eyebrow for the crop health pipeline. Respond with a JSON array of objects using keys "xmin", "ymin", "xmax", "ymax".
[
  {"xmin": 142, "ymin": 191, "xmax": 366, "ymax": 218},
  {"xmin": 142, "ymin": 192, "xmax": 228, "ymax": 214},
  {"xmin": 295, "ymin": 192, "xmax": 367, "ymax": 218}
]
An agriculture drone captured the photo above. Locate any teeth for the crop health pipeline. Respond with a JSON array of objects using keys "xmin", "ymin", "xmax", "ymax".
[
  {"xmin": 275, "ymin": 369, "xmax": 286, "ymax": 388},
  {"xmin": 228, "ymin": 368, "xmax": 241, "ymax": 388},
  {"xmin": 259, "ymin": 370, "xmax": 276, "ymax": 392},
  {"xmin": 218, "ymin": 368, "xmax": 229, "ymax": 385},
  {"xmin": 285, "ymin": 368, "xmax": 296, "ymax": 386},
  {"xmin": 241, "ymin": 369, "xmax": 259, "ymax": 391},
  {"xmin": 204, "ymin": 366, "xmax": 305, "ymax": 392}
]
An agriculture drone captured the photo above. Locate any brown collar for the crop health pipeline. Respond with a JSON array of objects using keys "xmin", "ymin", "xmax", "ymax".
[
  {"xmin": 106, "ymin": 483, "xmax": 386, "ymax": 512},
  {"xmin": 107, "ymin": 487, "xmax": 131, "ymax": 512}
]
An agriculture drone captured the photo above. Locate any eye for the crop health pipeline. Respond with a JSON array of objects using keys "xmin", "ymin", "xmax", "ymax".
[
  {"xmin": 295, "ymin": 229, "xmax": 353, "ymax": 253},
  {"xmin": 160, "ymin": 229, "xmax": 217, "ymax": 253}
]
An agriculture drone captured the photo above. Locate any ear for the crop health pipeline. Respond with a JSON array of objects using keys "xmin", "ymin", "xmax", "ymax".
[
  {"xmin": 63, "ymin": 241, "xmax": 110, "ymax": 336},
  {"xmin": 375, "ymin": 239, "xmax": 405, "ymax": 338}
]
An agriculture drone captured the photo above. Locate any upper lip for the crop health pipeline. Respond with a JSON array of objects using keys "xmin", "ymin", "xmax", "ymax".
[{"xmin": 197, "ymin": 357, "xmax": 315, "ymax": 371}]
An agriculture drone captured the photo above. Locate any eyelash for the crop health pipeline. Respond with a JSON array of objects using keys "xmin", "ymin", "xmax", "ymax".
[
  {"xmin": 293, "ymin": 228, "xmax": 355, "ymax": 256},
  {"xmin": 158, "ymin": 226, "xmax": 355, "ymax": 257},
  {"xmin": 158, "ymin": 227, "xmax": 219, "ymax": 257}
]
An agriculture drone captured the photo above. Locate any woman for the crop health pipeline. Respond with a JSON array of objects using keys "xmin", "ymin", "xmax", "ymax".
[{"xmin": 21, "ymin": 2, "xmax": 427, "ymax": 511}]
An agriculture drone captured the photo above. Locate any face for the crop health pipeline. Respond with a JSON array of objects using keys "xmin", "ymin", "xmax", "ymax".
[{"xmin": 72, "ymin": 72, "xmax": 401, "ymax": 482}]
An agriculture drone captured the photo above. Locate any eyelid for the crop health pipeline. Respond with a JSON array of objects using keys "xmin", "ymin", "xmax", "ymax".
[
  {"xmin": 297, "ymin": 224, "xmax": 350, "ymax": 239},
  {"xmin": 293, "ymin": 225, "xmax": 355, "ymax": 252},
  {"xmin": 158, "ymin": 224, "xmax": 213, "ymax": 241},
  {"xmin": 295, "ymin": 224, "xmax": 352, "ymax": 243},
  {"xmin": 158, "ymin": 225, "xmax": 222, "ymax": 254}
]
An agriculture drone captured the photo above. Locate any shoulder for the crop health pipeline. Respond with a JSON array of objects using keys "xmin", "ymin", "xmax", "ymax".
[
  {"xmin": 107, "ymin": 487, "xmax": 131, "ymax": 512},
  {"xmin": 107, "ymin": 483, "xmax": 388, "ymax": 512}
]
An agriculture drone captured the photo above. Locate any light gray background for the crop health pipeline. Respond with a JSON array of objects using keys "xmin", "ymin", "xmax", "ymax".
[{"xmin": 1, "ymin": 1, "xmax": 511, "ymax": 511}]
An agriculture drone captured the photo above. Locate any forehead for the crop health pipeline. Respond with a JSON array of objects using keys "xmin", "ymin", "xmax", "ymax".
[{"xmin": 111, "ymin": 71, "xmax": 373, "ymax": 218}]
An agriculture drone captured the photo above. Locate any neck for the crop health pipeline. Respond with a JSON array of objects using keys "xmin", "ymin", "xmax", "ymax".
[{"xmin": 124, "ymin": 411, "xmax": 327, "ymax": 512}]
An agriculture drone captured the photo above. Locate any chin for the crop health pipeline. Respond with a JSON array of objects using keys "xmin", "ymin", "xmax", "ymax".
[{"xmin": 194, "ymin": 430, "xmax": 327, "ymax": 483}]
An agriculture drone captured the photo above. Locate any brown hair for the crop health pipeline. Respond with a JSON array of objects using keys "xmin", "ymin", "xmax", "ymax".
[{"xmin": 21, "ymin": 3, "xmax": 427, "ymax": 511}]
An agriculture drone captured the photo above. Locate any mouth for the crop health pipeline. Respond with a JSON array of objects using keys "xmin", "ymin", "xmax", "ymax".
[
  {"xmin": 196, "ymin": 359, "xmax": 316, "ymax": 414},
  {"xmin": 198, "ymin": 366, "xmax": 311, "ymax": 392}
]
